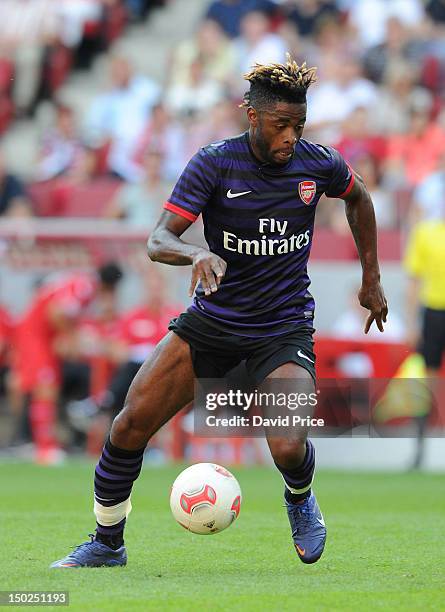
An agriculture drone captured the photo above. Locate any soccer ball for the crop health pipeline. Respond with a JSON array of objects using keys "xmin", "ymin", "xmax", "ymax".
[{"xmin": 170, "ymin": 463, "xmax": 242, "ymax": 534}]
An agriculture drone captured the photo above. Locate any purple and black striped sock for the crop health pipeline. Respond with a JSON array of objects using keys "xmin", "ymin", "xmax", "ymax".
[
  {"xmin": 94, "ymin": 436, "xmax": 145, "ymax": 548},
  {"xmin": 275, "ymin": 439, "xmax": 315, "ymax": 503}
]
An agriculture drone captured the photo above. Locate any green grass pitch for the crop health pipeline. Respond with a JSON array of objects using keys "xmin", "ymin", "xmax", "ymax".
[{"xmin": 1, "ymin": 462, "xmax": 444, "ymax": 611}]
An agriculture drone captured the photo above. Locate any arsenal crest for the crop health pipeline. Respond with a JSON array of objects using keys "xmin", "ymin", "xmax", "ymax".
[{"xmin": 298, "ymin": 180, "xmax": 316, "ymax": 205}]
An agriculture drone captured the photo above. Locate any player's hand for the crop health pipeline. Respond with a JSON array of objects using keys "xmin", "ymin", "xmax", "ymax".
[
  {"xmin": 189, "ymin": 249, "xmax": 227, "ymax": 297},
  {"xmin": 358, "ymin": 280, "xmax": 388, "ymax": 334}
]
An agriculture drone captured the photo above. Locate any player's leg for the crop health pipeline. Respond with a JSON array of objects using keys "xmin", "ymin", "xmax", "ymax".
[
  {"xmin": 30, "ymin": 382, "xmax": 62, "ymax": 464},
  {"xmin": 11, "ymin": 330, "xmax": 61, "ymax": 462},
  {"xmin": 412, "ymin": 307, "xmax": 445, "ymax": 468},
  {"xmin": 261, "ymin": 362, "xmax": 326, "ymax": 564},
  {"xmin": 51, "ymin": 331, "xmax": 195, "ymax": 568}
]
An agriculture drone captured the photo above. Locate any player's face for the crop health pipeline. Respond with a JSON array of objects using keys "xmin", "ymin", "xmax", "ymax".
[{"xmin": 248, "ymin": 102, "xmax": 307, "ymax": 166}]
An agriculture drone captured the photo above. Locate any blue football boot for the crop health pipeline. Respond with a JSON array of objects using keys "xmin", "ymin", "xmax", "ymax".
[
  {"xmin": 285, "ymin": 490, "xmax": 326, "ymax": 564},
  {"xmin": 50, "ymin": 534, "xmax": 127, "ymax": 568}
]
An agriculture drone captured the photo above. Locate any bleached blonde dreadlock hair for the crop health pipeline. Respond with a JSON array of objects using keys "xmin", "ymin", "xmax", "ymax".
[{"xmin": 241, "ymin": 53, "xmax": 317, "ymax": 109}]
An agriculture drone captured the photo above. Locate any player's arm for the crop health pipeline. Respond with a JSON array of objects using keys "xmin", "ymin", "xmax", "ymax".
[
  {"xmin": 147, "ymin": 211, "xmax": 227, "ymax": 297},
  {"xmin": 342, "ymin": 171, "xmax": 388, "ymax": 333}
]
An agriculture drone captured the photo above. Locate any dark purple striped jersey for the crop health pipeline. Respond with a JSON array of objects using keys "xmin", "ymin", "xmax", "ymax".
[{"xmin": 165, "ymin": 132, "xmax": 354, "ymax": 337}]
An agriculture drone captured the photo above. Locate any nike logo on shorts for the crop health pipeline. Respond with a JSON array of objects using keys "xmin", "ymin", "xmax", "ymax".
[
  {"xmin": 297, "ymin": 350, "xmax": 314, "ymax": 364},
  {"xmin": 226, "ymin": 189, "xmax": 252, "ymax": 199}
]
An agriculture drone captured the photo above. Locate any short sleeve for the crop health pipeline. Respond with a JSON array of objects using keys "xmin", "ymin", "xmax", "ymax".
[
  {"xmin": 164, "ymin": 148, "xmax": 218, "ymax": 222},
  {"xmin": 404, "ymin": 224, "xmax": 425, "ymax": 279},
  {"xmin": 325, "ymin": 147, "xmax": 355, "ymax": 198}
]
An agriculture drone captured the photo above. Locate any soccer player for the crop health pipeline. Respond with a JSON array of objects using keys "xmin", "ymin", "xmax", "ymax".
[
  {"xmin": 11, "ymin": 263, "xmax": 122, "ymax": 464},
  {"xmin": 51, "ymin": 56, "xmax": 388, "ymax": 568}
]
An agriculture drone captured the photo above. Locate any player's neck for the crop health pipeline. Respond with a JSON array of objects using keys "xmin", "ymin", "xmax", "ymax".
[{"xmin": 247, "ymin": 129, "xmax": 267, "ymax": 165}]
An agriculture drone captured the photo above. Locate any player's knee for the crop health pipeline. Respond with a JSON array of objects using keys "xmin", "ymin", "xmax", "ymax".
[
  {"xmin": 111, "ymin": 397, "xmax": 154, "ymax": 447},
  {"xmin": 269, "ymin": 438, "xmax": 307, "ymax": 469}
]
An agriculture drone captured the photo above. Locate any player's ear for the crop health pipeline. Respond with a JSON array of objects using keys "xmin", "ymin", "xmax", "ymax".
[{"xmin": 247, "ymin": 106, "xmax": 258, "ymax": 128}]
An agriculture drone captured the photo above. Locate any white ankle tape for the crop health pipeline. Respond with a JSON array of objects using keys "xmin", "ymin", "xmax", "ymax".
[
  {"xmin": 284, "ymin": 479, "xmax": 312, "ymax": 494},
  {"xmin": 94, "ymin": 497, "xmax": 132, "ymax": 526}
]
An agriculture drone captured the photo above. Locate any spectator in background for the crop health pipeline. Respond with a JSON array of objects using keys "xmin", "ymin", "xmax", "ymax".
[
  {"xmin": 347, "ymin": 0, "xmax": 425, "ymax": 50},
  {"xmin": 165, "ymin": 56, "xmax": 223, "ymax": 118},
  {"xmin": 0, "ymin": 0, "xmax": 58, "ymax": 114},
  {"xmin": 306, "ymin": 54, "xmax": 377, "ymax": 144},
  {"xmin": 125, "ymin": 0, "xmax": 166, "ymax": 22},
  {"xmin": 0, "ymin": 151, "xmax": 33, "ymax": 217},
  {"xmin": 334, "ymin": 106, "xmax": 387, "ymax": 168},
  {"xmin": 168, "ymin": 19, "xmax": 237, "ymax": 92},
  {"xmin": 411, "ymin": 152, "xmax": 445, "ymax": 224},
  {"xmin": 133, "ymin": 103, "xmax": 186, "ymax": 182},
  {"xmin": 284, "ymin": 0, "xmax": 340, "ymax": 39},
  {"xmin": 369, "ymin": 60, "xmax": 430, "ymax": 135},
  {"xmin": 363, "ymin": 17, "xmax": 426, "ymax": 84},
  {"xmin": 85, "ymin": 54, "xmax": 160, "ymax": 182},
  {"xmin": 182, "ymin": 98, "xmax": 246, "ymax": 160},
  {"xmin": 354, "ymin": 154, "xmax": 396, "ymax": 230},
  {"xmin": 205, "ymin": 0, "xmax": 277, "ymax": 39},
  {"xmin": 328, "ymin": 153, "xmax": 397, "ymax": 232},
  {"xmin": 105, "ymin": 148, "xmax": 170, "ymax": 227},
  {"xmin": 36, "ymin": 103, "xmax": 85, "ymax": 181},
  {"xmin": 234, "ymin": 10, "xmax": 286, "ymax": 77},
  {"xmin": 56, "ymin": 0, "xmax": 103, "ymax": 49},
  {"xmin": 385, "ymin": 96, "xmax": 445, "ymax": 188},
  {"xmin": 425, "ymin": 0, "xmax": 445, "ymax": 24},
  {"xmin": 311, "ymin": 14, "xmax": 356, "ymax": 64},
  {"xmin": 0, "ymin": 0, "xmax": 59, "ymax": 116}
]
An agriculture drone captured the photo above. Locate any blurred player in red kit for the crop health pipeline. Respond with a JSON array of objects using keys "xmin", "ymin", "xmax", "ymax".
[
  {"xmin": 11, "ymin": 263, "xmax": 122, "ymax": 464},
  {"xmin": 68, "ymin": 267, "xmax": 181, "ymax": 431}
]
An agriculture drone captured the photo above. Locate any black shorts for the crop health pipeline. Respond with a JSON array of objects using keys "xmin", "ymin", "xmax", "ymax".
[
  {"xmin": 421, "ymin": 307, "xmax": 445, "ymax": 369},
  {"xmin": 168, "ymin": 311, "xmax": 316, "ymax": 385}
]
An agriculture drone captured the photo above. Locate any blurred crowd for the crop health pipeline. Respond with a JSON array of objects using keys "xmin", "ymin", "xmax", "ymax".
[
  {"xmin": 0, "ymin": 1, "xmax": 164, "ymax": 126},
  {"xmin": 0, "ymin": 0, "xmax": 444, "ymax": 232}
]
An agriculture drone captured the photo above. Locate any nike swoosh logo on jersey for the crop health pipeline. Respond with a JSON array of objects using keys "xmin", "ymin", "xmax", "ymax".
[
  {"xmin": 226, "ymin": 189, "xmax": 252, "ymax": 199},
  {"xmin": 297, "ymin": 350, "xmax": 314, "ymax": 364}
]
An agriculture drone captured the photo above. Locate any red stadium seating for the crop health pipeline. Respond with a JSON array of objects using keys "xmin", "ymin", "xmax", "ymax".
[{"xmin": 29, "ymin": 179, "xmax": 120, "ymax": 217}]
